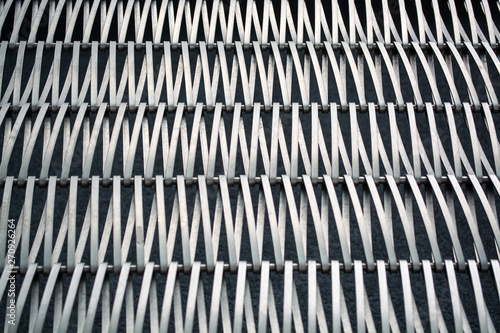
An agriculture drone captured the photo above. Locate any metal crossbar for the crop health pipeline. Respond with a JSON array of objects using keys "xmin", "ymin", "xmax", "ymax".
[{"xmin": 1, "ymin": 0, "xmax": 500, "ymax": 331}]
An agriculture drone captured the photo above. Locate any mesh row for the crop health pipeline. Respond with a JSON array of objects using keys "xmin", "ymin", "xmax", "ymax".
[
  {"xmin": 1, "ymin": 172, "xmax": 500, "ymax": 276},
  {"xmin": 0, "ymin": 102, "xmax": 499, "ymax": 184},
  {"xmin": 1, "ymin": 261, "xmax": 499, "ymax": 332},
  {"xmin": 0, "ymin": 0, "xmax": 499, "ymax": 46},
  {"xmin": 1, "ymin": 41, "xmax": 500, "ymax": 110}
]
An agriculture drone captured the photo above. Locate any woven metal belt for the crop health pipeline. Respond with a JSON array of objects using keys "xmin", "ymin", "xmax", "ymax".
[{"xmin": 1, "ymin": 0, "xmax": 500, "ymax": 331}]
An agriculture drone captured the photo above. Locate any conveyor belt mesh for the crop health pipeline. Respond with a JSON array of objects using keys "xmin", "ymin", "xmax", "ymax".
[{"xmin": 1, "ymin": 0, "xmax": 500, "ymax": 331}]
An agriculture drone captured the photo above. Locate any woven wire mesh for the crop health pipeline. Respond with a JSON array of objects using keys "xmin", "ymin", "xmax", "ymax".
[{"xmin": 0, "ymin": 0, "xmax": 500, "ymax": 331}]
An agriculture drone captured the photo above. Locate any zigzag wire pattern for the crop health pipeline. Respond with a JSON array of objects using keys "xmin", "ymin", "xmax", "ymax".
[
  {"xmin": 0, "ymin": 0, "xmax": 499, "ymax": 46},
  {"xmin": 1, "ymin": 40, "xmax": 500, "ymax": 111},
  {"xmin": 0, "ymin": 0, "xmax": 500, "ymax": 331},
  {"xmin": 1, "ymin": 260, "xmax": 500, "ymax": 332}
]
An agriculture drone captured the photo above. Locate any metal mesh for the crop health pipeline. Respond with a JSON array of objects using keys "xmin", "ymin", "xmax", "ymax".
[{"xmin": 1, "ymin": 0, "xmax": 500, "ymax": 331}]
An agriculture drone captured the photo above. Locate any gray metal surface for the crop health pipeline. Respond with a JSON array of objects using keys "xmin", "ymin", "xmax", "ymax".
[{"xmin": 0, "ymin": 0, "xmax": 500, "ymax": 331}]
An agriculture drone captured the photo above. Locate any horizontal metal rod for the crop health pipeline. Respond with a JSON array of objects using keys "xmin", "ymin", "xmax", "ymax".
[
  {"xmin": 6, "ymin": 260, "xmax": 492, "ymax": 277},
  {"xmin": 0, "ymin": 175, "xmax": 492, "ymax": 188},
  {"xmin": 8, "ymin": 41, "xmax": 498, "ymax": 50},
  {"xmin": 4, "ymin": 102, "xmax": 496, "ymax": 114}
]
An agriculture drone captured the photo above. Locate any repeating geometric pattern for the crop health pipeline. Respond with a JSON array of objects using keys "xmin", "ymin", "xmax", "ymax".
[{"xmin": 0, "ymin": 0, "xmax": 500, "ymax": 331}]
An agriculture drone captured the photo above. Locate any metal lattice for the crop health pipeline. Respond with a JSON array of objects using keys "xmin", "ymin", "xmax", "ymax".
[{"xmin": 1, "ymin": 0, "xmax": 500, "ymax": 331}]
